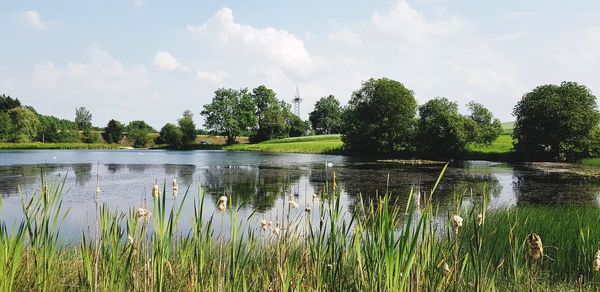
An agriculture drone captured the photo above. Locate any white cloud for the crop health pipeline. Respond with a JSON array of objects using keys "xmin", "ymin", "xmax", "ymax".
[
  {"xmin": 328, "ymin": 27, "xmax": 361, "ymax": 46},
  {"xmin": 153, "ymin": 51, "xmax": 189, "ymax": 71},
  {"xmin": 19, "ymin": 10, "xmax": 47, "ymax": 30},
  {"xmin": 196, "ymin": 70, "xmax": 227, "ymax": 84},
  {"xmin": 187, "ymin": 7, "xmax": 316, "ymax": 76},
  {"xmin": 498, "ymin": 11, "xmax": 533, "ymax": 19},
  {"xmin": 491, "ymin": 32, "xmax": 531, "ymax": 41}
]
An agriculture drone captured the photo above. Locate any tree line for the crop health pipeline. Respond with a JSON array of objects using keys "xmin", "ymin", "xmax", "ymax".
[{"xmin": 2, "ymin": 77, "xmax": 598, "ymax": 161}]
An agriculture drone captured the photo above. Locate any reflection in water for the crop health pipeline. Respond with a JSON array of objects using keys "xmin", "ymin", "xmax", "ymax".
[
  {"xmin": 512, "ymin": 167, "xmax": 600, "ymax": 205},
  {"xmin": 2, "ymin": 150, "xmax": 600, "ymax": 239}
]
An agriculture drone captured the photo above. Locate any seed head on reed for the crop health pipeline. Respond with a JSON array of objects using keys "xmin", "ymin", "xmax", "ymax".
[
  {"xmin": 137, "ymin": 208, "xmax": 152, "ymax": 222},
  {"xmin": 593, "ymin": 250, "xmax": 600, "ymax": 271},
  {"xmin": 476, "ymin": 213, "xmax": 483, "ymax": 226},
  {"xmin": 218, "ymin": 202, "xmax": 226, "ymax": 213},
  {"xmin": 438, "ymin": 259, "xmax": 451, "ymax": 276},
  {"xmin": 312, "ymin": 193, "xmax": 318, "ymax": 199},
  {"xmin": 260, "ymin": 219, "xmax": 271, "ymax": 231},
  {"xmin": 272, "ymin": 223, "xmax": 281, "ymax": 236},
  {"xmin": 127, "ymin": 234, "xmax": 134, "ymax": 245},
  {"xmin": 527, "ymin": 233, "xmax": 543, "ymax": 260},
  {"xmin": 172, "ymin": 178, "xmax": 178, "ymax": 198},
  {"xmin": 152, "ymin": 182, "xmax": 160, "ymax": 199},
  {"xmin": 305, "ymin": 205, "xmax": 311, "ymax": 212},
  {"xmin": 451, "ymin": 214, "xmax": 463, "ymax": 235},
  {"xmin": 218, "ymin": 195, "xmax": 227, "ymax": 205},
  {"xmin": 289, "ymin": 199, "xmax": 299, "ymax": 209}
]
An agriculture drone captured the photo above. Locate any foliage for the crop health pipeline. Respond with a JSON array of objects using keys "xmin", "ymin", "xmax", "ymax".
[
  {"xmin": 416, "ymin": 98, "xmax": 472, "ymax": 158},
  {"xmin": 201, "ymin": 88, "xmax": 257, "ymax": 144},
  {"xmin": 287, "ymin": 112, "xmax": 311, "ymax": 137},
  {"xmin": 36, "ymin": 115, "xmax": 79, "ymax": 143},
  {"xmin": 103, "ymin": 119, "xmax": 125, "ymax": 144},
  {"xmin": 81, "ymin": 129, "xmax": 102, "ymax": 144},
  {"xmin": 468, "ymin": 102, "xmax": 503, "ymax": 145},
  {"xmin": 127, "ymin": 127, "xmax": 149, "ymax": 148},
  {"xmin": 513, "ymin": 81, "xmax": 600, "ymax": 161},
  {"xmin": 0, "ymin": 94, "xmax": 21, "ymax": 111},
  {"xmin": 75, "ymin": 107, "xmax": 93, "ymax": 130},
  {"xmin": 156, "ymin": 123, "xmax": 182, "ymax": 147},
  {"xmin": 0, "ymin": 112, "xmax": 14, "ymax": 142},
  {"xmin": 126, "ymin": 120, "xmax": 155, "ymax": 133},
  {"xmin": 250, "ymin": 85, "xmax": 289, "ymax": 143},
  {"xmin": 309, "ymin": 95, "xmax": 342, "ymax": 134},
  {"xmin": 341, "ymin": 78, "xmax": 417, "ymax": 154},
  {"xmin": 7, "ymin": 107, "xmax": 39, "ymax": 142},
  {"xmin": 178, "ymin": 110, "xmax": 196, "ymax": 146}
]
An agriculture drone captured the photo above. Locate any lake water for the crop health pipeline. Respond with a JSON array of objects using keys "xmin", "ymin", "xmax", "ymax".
[{"xmin": 1, "ymin": 150, "xmax": 600, "ymax": 239}]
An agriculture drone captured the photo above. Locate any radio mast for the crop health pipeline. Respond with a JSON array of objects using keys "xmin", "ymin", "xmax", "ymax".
[{"xmin": 292, "ymin": 86, "xmax": 302, "ymax": 117}]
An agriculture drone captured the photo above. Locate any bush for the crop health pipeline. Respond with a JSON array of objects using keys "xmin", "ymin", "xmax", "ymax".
[
  {"xmin": 103, "ymin": 119, "xmax": 125, "ymax": 144},
  {"xmin": 81, "ymin": 129, "xmax": 102, "ymax": 144},
  {"xmin": 156, "ymin": 123, "xmax": 182, "ymax": 147},
  {"xmin": 128, "ymin": 128, "xmax": 150, "ymax": 148}
]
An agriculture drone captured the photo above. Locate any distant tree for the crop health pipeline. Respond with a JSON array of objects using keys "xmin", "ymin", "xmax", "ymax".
[
  {"xmin": 103, "ymin": 119, "xmax": 125, "ymax": 143},
  {"xmin": 156, "ymin": 123, "xmax": 183, "ymax": 147},
  {"xmin": 128, "ymin": 127, "xmax": 149, "ymax": 148},
  {"xmin": 0, "ymin": 112, "xmax": 13, "ymax": 141},
  {"xmin": 75, "ymin": 107, "xmax": 92, "ymax": 130},
  {"xmin": 341, "ymin": 78, "xmax": 417, "ymax": 154},
  {"xmin": 8, "ymin": 107, "xmax": 39, "ymax": 142},
  {"xmin": 126, "ymin": 120, "xmax": 156, "ymax": 133},
  {"xmin": 178, "ymin": 110, "xmax": 196, "ymax": 146},
  {"xmin": 285, "ymin": 110, "xmax": 310, "ymax": 137},
  {"xmin": 0, "ymin": 94, "xmax": 21, "ymax": 112},
  {"xmin": 513, "ymin": 81, "xmax": 600, "ymax": 161},
  {"xmin": 467, "ymin": 102, "xmax": 503, "ymax": 145},
  {"xmin": 309, "ymin": 95, "xmax": 342, "ymax": 134},
  {"xmin": 37, "ymin": 116, "xmax": 61, "ymax": 143},
  {"xmin": 416, "ymin": 98, "xmax": 473, "ymax": 158},
  {"xmin": 250, "ymin": 86, "xmax": 288, "ymax": 142},
  {"xmin": 202, "ymin": 88, "xmax": 257, "ymax": 144},
  {"xmin": 81, "ymin": 129, "xmax": 102, "ymax": 143}
]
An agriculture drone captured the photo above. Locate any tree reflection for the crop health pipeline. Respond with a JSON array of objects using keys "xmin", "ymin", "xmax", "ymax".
[
  {"xmin": 512, "ymin": 167, "xmax": 600, "ymax": 205},
  {"xmin": 72, "ymin": 163, "xmax": 92, "ymax": 186}
]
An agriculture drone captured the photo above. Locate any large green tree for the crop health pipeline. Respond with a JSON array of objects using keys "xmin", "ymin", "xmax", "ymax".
[
  {"xmin": 103, "ymin": 119, "xmax": 125, "ymax": 144},
  {"xmin": 75, "ymin": 107, "xmax": 92, "ymax": 130},
  {"xmin": 341, "ymin": 78, "xmax": 417, "ymax": 154},
  {"xmin": 513, "ymin": 81, "xmax": 600, "ymax": 161},
  {"xmin": 201, "ymin": 88, "xmax": 257, "ymax": 144},
  {"xmin": 416, "ymin": 98, "xmax": 472, "ymax": 158},
  {"xmin": 156, "ymin": 123, "xmax": 183, "ymax": 147},
  {"xmin": 467, "ymin": 102, "xmax": 503, "ymax": 145},
  {"xmin": 309, "ymin": 95, "xmax": 342, "ymax": 134},
  {"xmin": 250, "ymin": 86, "xmax": 288, "ymax": 142},
  {"xmin": 179, "ymin": 110, "xmax": 197, "ymax": 146},
  {"xmin": 8, "ymin": 107, "xmax": 39, "ymax": 142}
]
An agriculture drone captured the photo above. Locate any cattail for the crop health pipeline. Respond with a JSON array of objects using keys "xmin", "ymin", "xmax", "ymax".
[
  {"xmin": 127, "ymin": 234, "xmax": 134, "ymax": 245},
  {"xmin": 451, "ymin": 214, "xmax": 463, "ymax": 235},
  {"xmin": 593, "ymin": 250, "xmax": 600, "ymax": 271},
  {"xmin": 312, "ymin": 193, "xmax": 318, "ymax": 199},
  {"xmin": 172, "ymin": 178, "xmax": 179, "ymax": 198},
  {"xmin": 137, "ymin": 208, "xmax": 152, "ymax": 222},
  {"xmin": 476, "ymin": 213, "xmax": 483, "ymax": 226},
  {"xmin": 217, "ymin": 202, "xmax": 226, "ymax": 213},
  {"xmin": 272, "ymin": 223, "xmax": 281, "ymax": 236},
  {"xmin": 305, "ymin": 205, "xmax": 311, "ymax": 212},
  {"xmin": 152, "ymin": 182, "xmax": 160, "ymax": 199},
  {"xmin": 332, "ymin": 172, "xmax": 337, "ymax": 192},
  {"xmin": 218, "ymin": 195, "xmax": 227, "ymax": 205},
  {"xmin": 260, "ymin": 219, "xmax": 271, "ymax": 231},
  {"xmin": 289, "ymin": 199, "xmax": 299, "ymax": 209},
  {"xmin": 527, "ymin": 233, "xmax": 543, "ymax": 260}
]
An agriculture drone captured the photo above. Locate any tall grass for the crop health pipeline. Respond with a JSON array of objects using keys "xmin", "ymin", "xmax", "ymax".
[{"xmin": 2, "ymin": 166, "xmax": 600, "ymax": 290}]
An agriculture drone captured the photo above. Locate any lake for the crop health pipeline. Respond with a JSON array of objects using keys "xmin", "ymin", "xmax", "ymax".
[{"xmin": 1, "ymin": 149, "xmax": 599, "ymax": 239}]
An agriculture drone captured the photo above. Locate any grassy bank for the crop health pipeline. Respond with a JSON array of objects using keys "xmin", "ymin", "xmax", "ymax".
[
  {"xmin": 0, "ymin": 142, "xmax": 123, "ymax": 150},
  {"xmin": 2, "ymin": 168, "xmax": 600, "ymax": 291},
  {"xmin": 225, "ymin": 134, "xmax": 344, "ymax": 154}
]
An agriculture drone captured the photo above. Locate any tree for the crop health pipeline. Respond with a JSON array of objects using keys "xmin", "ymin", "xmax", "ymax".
[
  {"xmin": 178, "ymin": 110, "xmax": 196, "ymax": 146},
  {"xmin": 0, "ymin": 94, "xmax": 21, "ymax": 112},
  {"xmin": 309, "ymin": 95, "xmax": 342, "ymax": 134},
  {"xmin": 81, "ymin": 129, "xmax": 101, "ymax": 143},
  {"xmin": 341, "ymin": 78, "xmax": 417, "ymax": 154},
  {"xmin": 467, "ymin": 102, "xmax": 502, "ymax": 145},
  {"xmin": 416, "ymin": 98, "xmax": 473, "ymax": 158},
  {"xmin": 284, "ymin": 109, "xmax": 310, "ymax": 137},
  {"xmin": 8, "ymin": 107, "xmax": 39, "ymax": 142},
  {"xmin": 513, "ymin": 81, "xmax": 600, "ymax": 161},
  {"xmin": 156, "ymin": 123, "xmax": 183, "ymax": 147},
  {"xmin": 75, "ymin": 107, "xmax": 92, "ymax": 130},
  {"xmin": 250, "ymin": 86, "xmax": 288, "ymax": 142},
  {"xmin": 201, "ymin": 88, "xmax": 257, "ymax": 144},
  {"xmin": 0, "ymin": 112, "xmax": 13, "ymax": 141},
  {"xmin": 103, "ymin": 119, "xmax": 125, "ymax": 143},
  {"xmin": 126, "ymin": 120, "xmax": 156, "ymax": 133},
  {"xmin": 128, "ymin": 127, "xmax": 149, "ymax": 148}
]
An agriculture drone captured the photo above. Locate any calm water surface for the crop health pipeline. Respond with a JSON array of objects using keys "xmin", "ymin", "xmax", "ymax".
[{"xmin": 1, "ymin": 149, "xmax": 599, "ymax": 239}]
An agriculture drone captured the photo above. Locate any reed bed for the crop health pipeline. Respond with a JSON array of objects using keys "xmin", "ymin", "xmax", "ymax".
[{"xmin": 1, "ymin": 165, "xmax": 600, "ymax": 291}]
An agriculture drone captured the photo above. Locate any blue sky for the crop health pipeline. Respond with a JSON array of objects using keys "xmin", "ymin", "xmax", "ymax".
[{"xmin": 1, "ymin": 0, "xmax": 600, "ymax": 128}]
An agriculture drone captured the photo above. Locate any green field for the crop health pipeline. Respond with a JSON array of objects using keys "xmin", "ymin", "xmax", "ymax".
[
  {"xmin": 225, "ymin": 134, "xmax": 344, "ymax": 154},
  {"xmin": 466, "ymin": 134, "xmax": 514, "ymax": 154}
]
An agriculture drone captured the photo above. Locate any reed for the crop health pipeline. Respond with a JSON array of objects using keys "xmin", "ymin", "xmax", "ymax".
[{"xmin": 2, "ymin": 166, "xmax": 600, "ymax": 291}]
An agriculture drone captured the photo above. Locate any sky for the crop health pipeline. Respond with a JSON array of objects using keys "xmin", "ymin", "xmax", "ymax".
[{"xmin": 1, "ymin": 0, "xmax": 600, "ymax": 129}]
